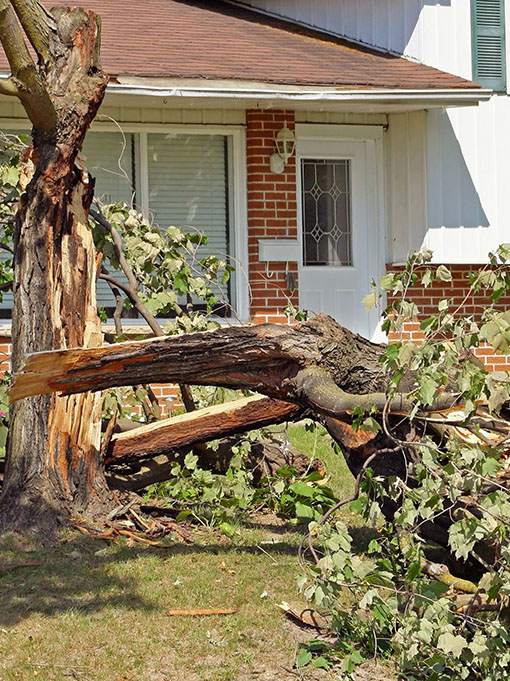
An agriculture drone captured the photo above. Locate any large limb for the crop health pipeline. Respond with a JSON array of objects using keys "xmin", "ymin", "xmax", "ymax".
[
  {"xmin": 11, "ymin": 315, "xmax": 457, "ymax": 418},
  {"xmin": 105, "ymin": 394, "xmax": 303, "ymax": 464},
  {"xmin": 9, "ymin": 0, "xmax": 56, "ymax": 62},
  {"xmin": 0, "ymin": 0, "xmax": 56, "ymax": 131},
  {"xmin": 10, "ymin": 316, "xmax": 387, "ymax": 401}
]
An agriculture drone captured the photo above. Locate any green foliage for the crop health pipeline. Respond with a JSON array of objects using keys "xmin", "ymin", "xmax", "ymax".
[
  {"xmin": 262, "ymin": 467, "xmax": 337, "ymax": 522},
  {"xmin": 144, "ymin": 430, "xmax": 338, "ymax": 533},
  {"xmin": 0, "ymin": 133, "xmax": 25, "ymax": 304},
  {"xmin": 144, "ymin": 440, "xmax": 257, "ymax": 536},
  {"xmin": 298, "ymin": 247, "xmax": 510, "ymax": 680},
  {"xmin": 92, "ymin": 202, "xmax": 233, "ymax": 331}
]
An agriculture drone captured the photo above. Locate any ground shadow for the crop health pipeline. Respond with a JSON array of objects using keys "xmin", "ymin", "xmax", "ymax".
[
  {"xmin": 0, "ymin": 536, "xmax": 153, "ymax": 627},
  {"xmin": 0, "ymin": 530, "xmax": 301, "ymax": 628}
]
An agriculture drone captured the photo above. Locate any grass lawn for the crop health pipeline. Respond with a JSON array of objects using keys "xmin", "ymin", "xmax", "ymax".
[{"xmin": 0, "ymin": 425, "xmax": 392, "ymax": 681}]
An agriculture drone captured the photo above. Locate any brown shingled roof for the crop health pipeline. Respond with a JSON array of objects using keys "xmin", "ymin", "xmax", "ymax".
[{"xmin": 0, "ymin": 0, "xmax": 481, "ymax": 90}]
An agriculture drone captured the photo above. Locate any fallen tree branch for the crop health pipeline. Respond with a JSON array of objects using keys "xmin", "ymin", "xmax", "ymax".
[
  {"xmin": 166, "ymin": 608, "xmax": 237, "ymax": 617},
  {"xmin": 11, "ymin": 315, "xmax": 459, "ymax": 422},
  {"xmin": 104, "ymin": 394, "xmax": 302, "ymax": 464}
]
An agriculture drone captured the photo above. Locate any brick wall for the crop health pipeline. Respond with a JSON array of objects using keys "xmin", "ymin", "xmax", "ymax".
[
  {"xmin": 246, "ymin": 109, "xmax": 299, "ymax": 324},
  {"xmin": 0, "ymin": 336, "xmax": 10, "ymax": 375},
  {"xmin": 386, "ymin": 264, "xmax": 510, "ymax": 371}
]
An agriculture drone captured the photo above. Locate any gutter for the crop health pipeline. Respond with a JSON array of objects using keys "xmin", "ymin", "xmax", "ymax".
[
  {"xmin": 106, "ymin": 81, "xmax": 492, "ymax": 106},
  {"xmin": 0, "ymin": 73, "xmax": 493, "ymax": 106}
]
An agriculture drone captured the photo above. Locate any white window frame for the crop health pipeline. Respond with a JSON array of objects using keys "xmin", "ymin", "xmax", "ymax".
[
  {"xmin": 0, "ymin": 119, "xmax": 250, "ymax": 322},
  {"xmin": 91, "ymin": 122, "xmax": 249, "ymax": 322}
]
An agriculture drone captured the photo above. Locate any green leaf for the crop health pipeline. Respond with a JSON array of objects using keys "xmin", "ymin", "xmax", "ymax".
[
  {"xmin": 296, "ymin": 648, "xmax": 312, "ymax": 668},
  {"xmin": 312, "ymin": 656, "xmax": 331, "ymax": 670},
  {"xmin": 362, "ymin": 291, "xmax": 377, "ymax": 310},
  {"xmin": 361, "ymin": 416, "xmax": 381, "ymax": 433},
  {"xmin": 273, "ymin": 480, "xmax": 285, "ymax": 495},
  {"xmin": 219, "ymin": 521, "xmax": 236, "ymax": 538},
  {"xmin": 436, "ymin": 265, "xmax": 452, "ymax": 282},
  {"xmin": 289, "ymin": 481, "xmax": 315, "ymax": 497},
  {"xmin": 421, "ymin": 269, "xmax": 432, "ymax": 287},
  {"xmin": 419, "ymin": 376, "xmax": 438, "ymax": 405},
  {"xmin": 380, "ymin": 273, "xmax": 396, "ymax": 290},
  {"xmin": 184, "ymin": 453, "xmax": 198, "ymax": 470},
  {"xmin": 295, "ymin": 501, "xmax": 315, "ymax": 519},
  {"xmin": 437, "ymin": 632, "xmax": 467, "ymax": 658}
]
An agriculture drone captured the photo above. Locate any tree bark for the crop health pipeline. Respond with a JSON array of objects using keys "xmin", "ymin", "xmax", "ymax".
[
  {"xmin": 12, "ymin": 315, "xmax": 390, "ymax": 404},
  {"xmin": 0, "ymin": 6, "xmax": 109, "ymax": 535}
]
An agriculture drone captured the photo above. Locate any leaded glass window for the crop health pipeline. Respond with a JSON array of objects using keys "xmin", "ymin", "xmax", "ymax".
[{"xmin": 301, "ymin": 159, "xmax": 352, "ymax": 267}]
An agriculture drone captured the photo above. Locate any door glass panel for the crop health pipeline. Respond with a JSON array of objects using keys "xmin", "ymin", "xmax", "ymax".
[{"xmin": 301, "ymin": 159, "xmax": 352, "ymax": 267}]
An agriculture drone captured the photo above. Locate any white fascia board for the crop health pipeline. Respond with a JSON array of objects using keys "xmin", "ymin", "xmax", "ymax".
[
  {"xmin": 105, "ymin": 80, "xmax": 492, "ymax": 107},
  {"xmin": 0, "ymin": 72, "xmax": 492, "ymax": 109}
]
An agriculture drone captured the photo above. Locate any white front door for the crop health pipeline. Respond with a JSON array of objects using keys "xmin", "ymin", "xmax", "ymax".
[{"xmin": 297, "ymin": 129, "xmax": 384, "ymax": 339}]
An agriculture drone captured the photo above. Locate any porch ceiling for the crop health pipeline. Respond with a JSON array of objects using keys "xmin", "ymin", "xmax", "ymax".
[{"xmin": 0, "ymin": 0, "xmax": 491, "ymax": 110}]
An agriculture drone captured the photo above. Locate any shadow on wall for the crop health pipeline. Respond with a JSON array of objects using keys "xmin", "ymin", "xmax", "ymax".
[{"xmin": 426, "ymin": 108, "xmax": 489, "ymax": 231}]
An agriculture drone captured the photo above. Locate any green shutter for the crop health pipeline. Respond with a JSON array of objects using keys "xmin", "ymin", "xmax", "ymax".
[{"xmin": 472, "ymin": 0, "xmax": 506, "ymax": 91}]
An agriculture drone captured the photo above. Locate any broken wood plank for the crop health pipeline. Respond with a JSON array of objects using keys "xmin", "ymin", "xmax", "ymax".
[{"xmin": 105, "ymin": 394, "xmax": 302, "ymax": 464}]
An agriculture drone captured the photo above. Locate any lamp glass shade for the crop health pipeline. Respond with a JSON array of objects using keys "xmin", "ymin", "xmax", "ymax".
[{"xmin": 275, "ymin": 125, "xmax": 295, "ymax": 163}]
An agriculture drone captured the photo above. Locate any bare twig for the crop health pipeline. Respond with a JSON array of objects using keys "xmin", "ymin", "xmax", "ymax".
[{"xmin": 93, "ymin": 206, "xmax": 196, "ymax": 411}]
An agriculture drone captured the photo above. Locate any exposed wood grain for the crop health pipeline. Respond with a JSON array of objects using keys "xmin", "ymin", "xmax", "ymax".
[
  {"xmin": 11, "ymin": 315, "xmax": 387, "ymax": 405},
  {"xmin": 105, "ymin": 395, "xmax": 302, "ymax": 464}
]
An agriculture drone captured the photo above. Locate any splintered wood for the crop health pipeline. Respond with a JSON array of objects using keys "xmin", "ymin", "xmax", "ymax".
[{"xmin": 105, "ymin": 395, "xmax": 302, "ymax": 463}]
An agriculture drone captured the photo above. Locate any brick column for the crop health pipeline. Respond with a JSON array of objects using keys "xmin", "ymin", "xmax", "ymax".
[{"xmin": 246, "ymin": 110, "xmax": 299, "ymax": 323}]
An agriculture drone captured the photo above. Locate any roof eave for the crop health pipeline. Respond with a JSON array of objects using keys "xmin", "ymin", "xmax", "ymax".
[
  {"xmin": 0, "ymin": 73, "xmax": 492, "ymax": 112},
  {"xmin": 105, "ymin": 80, "xmax": 492, "ymax": 111}
]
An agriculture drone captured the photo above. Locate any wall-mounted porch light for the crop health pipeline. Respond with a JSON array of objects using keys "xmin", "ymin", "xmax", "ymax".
[{"xmin": 269, "ymin": 124, "xmax": 295, "ymax": 174}]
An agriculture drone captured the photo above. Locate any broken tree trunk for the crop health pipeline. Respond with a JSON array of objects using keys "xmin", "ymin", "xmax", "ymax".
[
  {"xmin": 104, "ymin": 395, "xmax": 303, "ymax": 465},
  {"xmin": 9, "ymin": 313, "xmax": 432, "ymax": 496},
  {"xmin": 0, "ymin": 3, "xmax": 110, "ymax": 535}
]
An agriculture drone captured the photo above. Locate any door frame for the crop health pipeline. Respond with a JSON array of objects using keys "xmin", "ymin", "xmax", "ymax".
[{"xmin": 295, "ymin": 123, "xmax": 387, "ymax": 340}]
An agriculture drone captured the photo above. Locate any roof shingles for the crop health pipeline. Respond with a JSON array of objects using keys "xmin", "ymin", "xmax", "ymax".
[{"xmin": 0, "ymin": 0, "xmax": 480, "ymax": 90}]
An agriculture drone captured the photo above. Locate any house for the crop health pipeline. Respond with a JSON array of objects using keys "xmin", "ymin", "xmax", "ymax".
[{"xmin": 0, "ymin": 0, "xmax": 508, "ymax": 375}]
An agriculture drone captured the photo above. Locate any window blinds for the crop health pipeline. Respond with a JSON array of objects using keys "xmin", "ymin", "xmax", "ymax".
[{"xmin": 147, "ymin": 133, "xmax": 231, "ymax": 306}]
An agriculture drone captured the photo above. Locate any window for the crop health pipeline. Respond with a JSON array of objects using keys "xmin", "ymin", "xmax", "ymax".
[
  {"xmin": 147, "ymin": 133, "xmax": 231, "ymax": 307},
  {"xmin": 301, "ymin": 159, "xmax": 352, "ymax": 267},
  {"xmin": 0, "ymin": 127, "xmax": 240, "ymax": 319},
  {"xmin": 472, "ymin": 0, "xmax": 506, "ymax": 91},
  {"xmin": 86, "ymin": 129, "xmax": 234, "ymax": 316}
]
